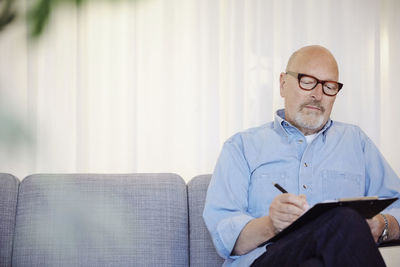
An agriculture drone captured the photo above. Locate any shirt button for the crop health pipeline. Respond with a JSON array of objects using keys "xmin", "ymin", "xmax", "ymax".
[
  {"xmin": 304, "ymin": 162, "xmax": 308, "ymax": 167},
  {"xmin": 303, "ymin": 184, "xmax": 307, "ymax": 189},
  {"xmin": 298, "ymin": 140, "xmax": 303, "ymax": 143}
]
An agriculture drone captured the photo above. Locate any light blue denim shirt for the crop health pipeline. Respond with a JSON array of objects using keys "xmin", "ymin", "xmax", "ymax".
[{"xmin": 203, "ymin": 109, "xmax": 400, "ymax": 267}]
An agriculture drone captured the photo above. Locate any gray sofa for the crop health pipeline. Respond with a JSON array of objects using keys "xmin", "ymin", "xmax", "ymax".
[{"xmin": 0, "ymin": 173, "xmax": 399, "ymax": 267}]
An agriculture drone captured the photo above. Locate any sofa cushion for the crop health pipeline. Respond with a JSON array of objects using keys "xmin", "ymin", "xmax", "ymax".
[
  {"xmin": 188, "ymin": 174, "xmax": 224, "ymax": 267},
  {"xmin": 13, "ymin": 173, "xmax": 188, "ymax": 267},
  {"xmin": 0, "ymin": 173, "xmax": 19, "ymax": 267}
]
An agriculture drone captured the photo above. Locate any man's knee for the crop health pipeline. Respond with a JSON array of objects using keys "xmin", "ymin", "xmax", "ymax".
[
  {"xmin": 329, "ymin": 207, "xmax": 363, "ymax": 219},
  {"xmin": 325, "ymin": 207, "xmax": 371, "ymax": 235}
]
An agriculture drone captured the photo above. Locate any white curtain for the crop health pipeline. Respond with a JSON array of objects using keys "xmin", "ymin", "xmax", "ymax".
[{"xmin": 0, "ymin": 0, "xmax": 399, "ymax": 181}]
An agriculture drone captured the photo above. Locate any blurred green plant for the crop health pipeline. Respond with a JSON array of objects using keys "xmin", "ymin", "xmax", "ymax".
[
  {"xmin": 0, "ymin": 0, "xmax": 34, "ymax": 152},
  {"xmin": 0, "ymin": 0, "xmax": 16, "ymax": 32},
  {"xmin": 0, "ymin": 106, "xmax": 33, "ymax": 153},
  {"xmin": 0, "ymin": 0, "xmax": 86, "ymax": 39},
  {"xmin": 1, "ymin": 0, "xmax": 139, "ymax": 39},
  {"xmin": 28, "ymin": 0, "xmax": 85, "ymax": 39}
]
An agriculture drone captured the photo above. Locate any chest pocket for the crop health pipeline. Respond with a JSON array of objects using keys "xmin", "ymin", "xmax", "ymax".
[
  {"xmin": 321, "ymin": 170, "xmax": 364, "ymax": 200},
  {"xmin": 248, "ymin": 172, "xmax": 286, "ymax": 218}
]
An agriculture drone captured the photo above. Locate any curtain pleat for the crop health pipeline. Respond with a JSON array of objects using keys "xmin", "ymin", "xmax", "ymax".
[{"xmin": 0, "ymin": 0, "xmax": 399, "ymax": 180}]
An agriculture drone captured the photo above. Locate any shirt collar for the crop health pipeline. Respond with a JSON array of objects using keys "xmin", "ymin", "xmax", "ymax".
[{"xmin": 273, "ymin": 109, "xmax": 333, "ymax": 142}]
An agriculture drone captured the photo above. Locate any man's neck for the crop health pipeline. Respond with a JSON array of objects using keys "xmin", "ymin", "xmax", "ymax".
[{"xmin": 298, "ymin": 126, "xmax": 321, "ymax": 136}]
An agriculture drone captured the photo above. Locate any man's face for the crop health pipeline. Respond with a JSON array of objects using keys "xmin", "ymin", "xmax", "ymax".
[{"xmin": 280, "ymin": 50, "xmax": 339, "ymax": 135}]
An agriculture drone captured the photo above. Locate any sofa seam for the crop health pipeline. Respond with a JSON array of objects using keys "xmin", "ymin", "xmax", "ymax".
[
  {"xmin": 10, "ymin": 175, "xmax": 20, "ymax": 267},
  {"xmin": 186, "ymin": 182, "xmax": 191, "ymax": 266}
]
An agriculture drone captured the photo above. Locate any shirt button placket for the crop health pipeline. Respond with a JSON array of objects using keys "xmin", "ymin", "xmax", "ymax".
[
  {"xmin": 302, "ymin": 162, "xmax": 309, "ymax": 192},
  {"xmin": 300, "ymin": 149, "xmax": 313, "ymax": 194}
]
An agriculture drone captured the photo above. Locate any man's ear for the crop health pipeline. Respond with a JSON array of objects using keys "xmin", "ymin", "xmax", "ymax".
[{"xmin": 280, "ymin": 72, "xmax": 286, "ymax": 97}]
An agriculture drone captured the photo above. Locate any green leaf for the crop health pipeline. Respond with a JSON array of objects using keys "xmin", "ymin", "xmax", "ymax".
[
  {"xmin": 28, "ymin": 0, "xmax": 52, "ymax": 38},
  {"xmin": 0, "ymin": 0, "xmax": 16, "ymax": 31}
]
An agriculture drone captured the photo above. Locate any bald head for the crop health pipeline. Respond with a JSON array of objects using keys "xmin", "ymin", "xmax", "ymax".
[{"xmin": 286, "ymin": 45, "xmax": 339, "ymax": 80}]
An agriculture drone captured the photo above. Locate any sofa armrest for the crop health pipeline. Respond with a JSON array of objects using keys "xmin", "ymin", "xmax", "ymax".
[{"xmin": 379, "ymin": 240, "xmax": 400, "ymax": 267}]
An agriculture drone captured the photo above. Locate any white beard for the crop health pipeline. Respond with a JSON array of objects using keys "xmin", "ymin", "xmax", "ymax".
[{"xmin": 293, "ymin": 110, "xmax": 325, "ymax": 130}]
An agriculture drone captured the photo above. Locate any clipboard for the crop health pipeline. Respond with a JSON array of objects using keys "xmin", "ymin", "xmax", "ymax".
[{"xmin": 258, "ymin": 196, "xmax": 398, "ymax": 246}]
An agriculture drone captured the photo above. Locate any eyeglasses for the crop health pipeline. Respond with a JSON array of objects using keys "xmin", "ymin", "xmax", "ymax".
[{"xmin": 286, "ymin": 71, "xmax": 343, "ymax": 96}]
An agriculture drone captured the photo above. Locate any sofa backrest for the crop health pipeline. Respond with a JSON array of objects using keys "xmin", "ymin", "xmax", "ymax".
[
  {"xmin": 12, "ymin": 173, "xmax": 189, "ymax": 267},
  {"xmin": 188, "ymin": 174, "xmax": 224, "ymax": 267},
  {"xmin": 0, "ymin": 174, "xmax": 19, "ymax": 267}
]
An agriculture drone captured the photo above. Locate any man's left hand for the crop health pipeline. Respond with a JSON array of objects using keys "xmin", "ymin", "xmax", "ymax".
[{"xmin": 366, "ymin": 215, "xmax": 385, "ymax": 243}]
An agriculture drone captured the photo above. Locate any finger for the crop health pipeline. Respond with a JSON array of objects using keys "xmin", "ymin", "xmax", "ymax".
[
  {"xmin": 273, "ymin": 201, "xmax": 305, "ymax": 217},
  {"xmin": 269, "ymin": 204, "xmax": 302, "ymax": 223},
  {"xmin": 298, "ymin": 194, "xmax": 310, "ymax": 210},
  {"xmin": 274, "ymin": 210, "xmax": 301, "ymax": 223},
  {"xmin": 280, "ymin": 194, "xmax": 309, "ymax": 210}
]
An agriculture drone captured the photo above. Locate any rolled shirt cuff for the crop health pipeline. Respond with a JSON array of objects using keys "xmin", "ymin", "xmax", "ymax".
[{"xmin": 214, "ymin": 213, "xmax": 255, "ymax": 259}]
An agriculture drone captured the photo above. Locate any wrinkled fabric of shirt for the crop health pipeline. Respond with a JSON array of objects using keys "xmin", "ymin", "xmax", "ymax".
[{"xmin": 203, "ymin": 109, "xmax": 400, "ymax": 267}]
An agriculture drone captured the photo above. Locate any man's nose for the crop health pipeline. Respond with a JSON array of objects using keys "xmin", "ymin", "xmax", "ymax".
[{"xmin": 310, "ymin": 83, "xmax": 324, "ymax": 100}]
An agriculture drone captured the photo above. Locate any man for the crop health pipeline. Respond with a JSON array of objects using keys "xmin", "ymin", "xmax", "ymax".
[{"xmin": 203, "ymin": 45, "xmax": 400, "ymax": 266}]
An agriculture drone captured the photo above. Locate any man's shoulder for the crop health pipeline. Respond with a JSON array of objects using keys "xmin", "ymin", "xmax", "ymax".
[
  {"xmin": 329, "ymin": 121, "xmax": 370, "ymax": 141},
  {"xmin": 330, "ymin": 120, "xmax": 362, "ymax": 133},
  {"xmin": 227, "ymin": 122, "xmax": 274, "ymax": 144}
]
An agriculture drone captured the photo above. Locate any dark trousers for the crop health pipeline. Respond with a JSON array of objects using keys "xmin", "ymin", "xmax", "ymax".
[{"xmin": 251, "ymin": 207, "xmax": 385, "ymax": 267}]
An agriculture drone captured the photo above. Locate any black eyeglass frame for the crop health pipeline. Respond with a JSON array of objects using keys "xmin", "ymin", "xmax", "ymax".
[{"xmin": 286, "ymin": 70, "xmax": 343, "ymax": 96}]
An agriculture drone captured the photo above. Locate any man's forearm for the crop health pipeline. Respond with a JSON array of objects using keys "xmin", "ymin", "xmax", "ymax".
[{"xmin": 232, "ymin": 216, "xmax": 276, "ymax": 256}]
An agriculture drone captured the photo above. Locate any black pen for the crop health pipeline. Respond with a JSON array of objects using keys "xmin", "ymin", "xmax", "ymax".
[{"xmin": 273, "ymin": 183, "xmax": 288, "ymax": 193}]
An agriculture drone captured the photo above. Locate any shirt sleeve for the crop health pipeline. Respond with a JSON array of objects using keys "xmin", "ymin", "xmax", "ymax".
[
  {"xmin": 360, "ymin": 128, "xmax": 400, "ymax": 225},
  {"xmin": 203, "ymin": 135, "xmax": 255, "ymax": 259}
]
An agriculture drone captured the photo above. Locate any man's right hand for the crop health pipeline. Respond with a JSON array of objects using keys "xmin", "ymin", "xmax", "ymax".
[
  {"xmin": 269, "ymin": 193, "xmax": 310, "ymax": 233},
  {"xmin": 233, "ymin": 193, "xmax": 310, "ymax": 255}
]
